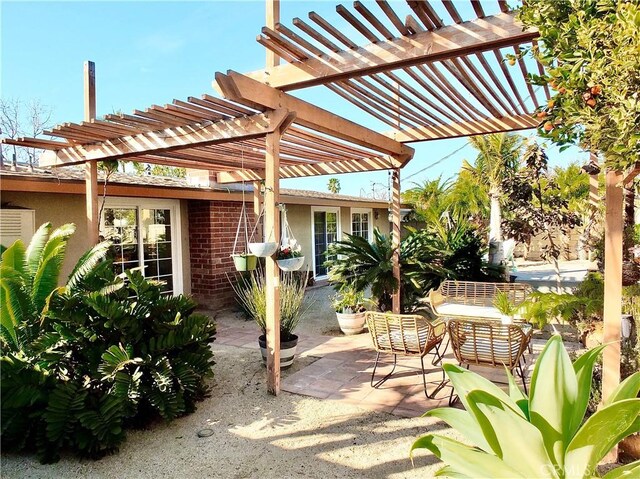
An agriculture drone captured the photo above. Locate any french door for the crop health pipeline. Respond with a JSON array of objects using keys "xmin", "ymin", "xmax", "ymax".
[
  {"xmin": 100, "ymin": 198, "xmax": 182, "ymax": 295},
  {"xmin": 312, "ymin": 207, "xmax": 340, "ymax": 278}
]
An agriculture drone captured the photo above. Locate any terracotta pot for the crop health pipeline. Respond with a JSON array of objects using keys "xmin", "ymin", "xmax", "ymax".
[{"xmin": 336, "ymin": 311, "xmax": 366, "ymax": 335}]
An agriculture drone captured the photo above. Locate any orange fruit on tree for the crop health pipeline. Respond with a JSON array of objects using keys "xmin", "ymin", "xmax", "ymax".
[{"xmin": 543, "ymin": 121, "xmax": 554, "ymax": 132}]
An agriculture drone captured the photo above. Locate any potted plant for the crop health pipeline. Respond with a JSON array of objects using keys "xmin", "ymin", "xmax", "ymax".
[
  {"xmin": 276, "ymin": 241, "xmax": 304, "ymax": 272},
  {"xmin": 493, "ymin": 290, "xmax": 517, "ymax": 324},
  {"xmin": 231, "ymin": 252, "xmax": 257, "ymax": 272},
  {"xmin": 332, "ymin": 286, "xmax": 367, "ymax": 335},
  {"xmin": 231, "ymin": 269, "xmax": 310, "ymax": 368},
  {"xmin": 248, "ymin": 241, "xmax": 278, "ymax": 258}
]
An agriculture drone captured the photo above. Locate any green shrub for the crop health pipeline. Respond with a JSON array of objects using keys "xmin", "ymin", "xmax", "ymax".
[
  {"xmin": 412, "ymin": 336, "xmax": 640, "ymax": 478},
  {"xmin": 325, "ymin": 213, "xmax": 502, "ymax": 312},
  {"xmin": 231, "ymin": 268, "xmax": 310, "ymax": 341},
  {"xmin": 1, "ymin": 223, "xmax": 216, "ymax": 463}
]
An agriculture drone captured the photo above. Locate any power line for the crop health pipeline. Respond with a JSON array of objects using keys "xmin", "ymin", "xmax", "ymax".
[{"xmin": 403, "ymin": 142, "xmax": 470, "ymax": 182}]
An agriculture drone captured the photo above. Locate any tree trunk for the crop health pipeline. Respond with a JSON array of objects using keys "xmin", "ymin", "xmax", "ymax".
[{"xmin": 489, "ymin": 190, "xmax": 502, "ymax": 264}]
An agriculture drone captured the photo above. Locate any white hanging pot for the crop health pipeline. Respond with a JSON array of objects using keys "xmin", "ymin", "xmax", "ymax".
[
  {"xmin": 249, "ymin": 242, "xmax": 278, "ymax": 257},
  {"xmin": 277, "ymin": 256, "xmax": 305, "ymax": 271}
]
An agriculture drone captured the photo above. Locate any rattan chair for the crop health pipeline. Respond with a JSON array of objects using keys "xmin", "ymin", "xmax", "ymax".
[
  {"xmin": 365, "ymin": 312, "xmax": 447, "ymax": 398},
  {"xmin": 448, "ymin": 318, "xmax": 532, "ymax": 403}
]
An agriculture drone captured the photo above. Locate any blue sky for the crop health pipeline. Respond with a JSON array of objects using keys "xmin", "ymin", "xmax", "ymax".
[{"xmin": 1, "ymin": 1, "xmax": 590, "ymax": 196}]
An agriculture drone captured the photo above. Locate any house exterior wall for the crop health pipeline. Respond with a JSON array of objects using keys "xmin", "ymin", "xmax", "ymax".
[
  {"xmin": 1, "ymin": 191, "xmax": 91, "ymax": 280},
  {"xmin": 0, "ymin": 192, "xmax": 192, "ymax": 292},
  {"xmin": 187, "ymin": 199, "xmax": 256, "ymax": 308}
]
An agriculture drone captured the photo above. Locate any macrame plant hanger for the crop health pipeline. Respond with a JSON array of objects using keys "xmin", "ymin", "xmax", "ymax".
[
  {"xmin": 231, "ymin": 143, "xmax": 257, "ymax": 271},
  {"xmin": 248, "ymin": 163, "xmax": 278, "ymax": 257},
  {"xmin": 275, "ymin": 204, "xmax": 305, "ymax": 272}
]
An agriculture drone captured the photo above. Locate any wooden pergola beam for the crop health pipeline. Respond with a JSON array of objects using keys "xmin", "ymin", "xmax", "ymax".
[
  {"xmin": 386, "ymin": 113, "xmax": 538, "ymax": 142},
  {"xmin": 621, "ymin": 162, "xmax": 640, "ymax": 186},
  {"xmin": 216, "ymin": 155, "xmax": 400, "ymax": 183},
  {"xmin": 39, "ymin": 110, "xmax": 289, "ymax": 167},
  {"xmin": 247, "ymin": 12, "xmax": 538, "ymax": 91},
  {"xmin": 215, "ymin": 71, "xmax": 414, "ymax": 161}
]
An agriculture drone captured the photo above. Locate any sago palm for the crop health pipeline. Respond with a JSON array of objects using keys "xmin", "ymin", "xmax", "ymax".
[{"xmin": 0, "ymin": 223, "xmax": 109, "ymax": 347}]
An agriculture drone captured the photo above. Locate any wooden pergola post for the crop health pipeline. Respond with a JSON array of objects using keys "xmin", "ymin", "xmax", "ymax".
[
  {"xmin": 391, "ymin": 167, "xmax": 401, "ymax": 314},
  {"xmin": 84, "ymin": 60, "xmax": 99, "ymax": 244},
  {"xmin": 602, "ymin": 170, "xmax": 624, "ymax": 399},
  {"xmin": 266, "ymin": 0, "xmax": 280, "ymax": 69},
  {"xmin": 265, "ymin": 130, "xmax": 281, "ymax": 395}
]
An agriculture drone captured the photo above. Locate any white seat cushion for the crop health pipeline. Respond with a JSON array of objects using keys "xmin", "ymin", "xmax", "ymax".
[{"xmin": 435, "ymin": 303, "xmax": 503, "ymax": 320}]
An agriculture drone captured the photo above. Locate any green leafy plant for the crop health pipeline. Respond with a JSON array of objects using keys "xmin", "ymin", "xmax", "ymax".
[
  {"xmin": 412, "ymin": 335, "xmax": 640, "ymax": 478},
  {"xmin": 231, "ymin": 269, "xmax": 310, "ymax": 341},
  {"xmin": 331, "ymin": 285, "xmax": 366, "ymax": 314},
  {"xmin": 325, "ymin": 229, "xmax": 398, "ymax": 312},
  {"xmin": 519, "ymin": 0, "xmax": 640, "ymax": 170},
  {"xmin": 326, "ymin": 215, "xmax": 502, "ymax": 313},
  {"xmin": 493, "ymin": 290, "xmax": 517, "ymax": 317},
  {"xmin": 1, "ymin": 223, "xmax": 216, "ymax": 463}
]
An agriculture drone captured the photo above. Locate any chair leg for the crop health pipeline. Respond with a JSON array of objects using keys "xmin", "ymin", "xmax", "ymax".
[
  {"xmin": 517, "ymin": 358, "xmax": 528, "ymax": 395},
  {"xmin": 371, "ymin": 352, "xmax": 397, "ymax": 389},
  {"xmin": 423, "ymin": 360, "xmax": 448, "ymax": 399},
  {"xmin": 431, "ymin": 340, "xmax": 445, "ymax": 366}
]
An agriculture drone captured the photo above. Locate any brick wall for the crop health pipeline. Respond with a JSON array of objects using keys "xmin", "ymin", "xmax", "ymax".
[{"xmin": 188, "ymin": 200, "xmax": 255, "ymax": 309}]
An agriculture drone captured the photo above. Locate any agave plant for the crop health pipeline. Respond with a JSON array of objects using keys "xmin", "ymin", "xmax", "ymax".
[{"xmin": 411, "ymin": 335, "xmax": 640, "ymax": 478}]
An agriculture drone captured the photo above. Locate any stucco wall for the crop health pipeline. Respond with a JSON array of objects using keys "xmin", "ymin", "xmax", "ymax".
[
  {"xmin": 0, "ymin": 192, "xmax": 191, "ymax": 292},
  {"xmin": 1, "ymin": 191, "xmax": 91, "ymax": 280}
]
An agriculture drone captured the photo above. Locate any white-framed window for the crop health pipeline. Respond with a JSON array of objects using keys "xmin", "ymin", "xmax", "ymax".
[
  {"xmin": 99, "ymin": 197, "xmax": 183, "ymax": 295},
  {"xmin": 310, "ymin": 206, "xmax": 341, "ymax": 279},
  {"xmin": 351, "ymin": 208, "xmax": 373, "ymax": 241}
]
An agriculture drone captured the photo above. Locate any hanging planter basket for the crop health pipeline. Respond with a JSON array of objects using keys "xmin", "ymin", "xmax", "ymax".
[
  {"xmin": 249, "ymin": 241, "xmax": 278, "ymax": 258},
  {"xmin": 277, "ymin": 256, "xmax": 305, "ymax": 271},
  {"xmin": 231, "ymin": 253, "xmax": 257, "ymax": 272}
]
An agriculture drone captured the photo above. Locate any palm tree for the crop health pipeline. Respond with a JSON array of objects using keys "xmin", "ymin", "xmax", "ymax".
[
  {"xmin": 327, "ymin": 178, "xmax": 341, "ymax": 194},
  {"xmin": 402, "ymin": 176, "xmax": 450, "ymax": 221},
  {"xmin": 446, "ymin": 160, "xmax": 490, "ymax": 227},
  {"xmin": 466, "ymin": 133, "xmax": 523, "ymax": 263}
]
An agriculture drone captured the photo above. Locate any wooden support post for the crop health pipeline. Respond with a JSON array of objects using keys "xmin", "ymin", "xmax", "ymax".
[
  {"xmin": 602, "ymin": 169, "xmax": 624, "ymax": 460},
  {"xmin": 266, "ymin": 0, "xmax": 280, "ymax": 68},
  {"xmin": 391, "ymin": 168, "xmax": 401, "ymax": 314},
  {"xmin": 265, "ymin": 130, "xmax": 281, "ymax": 395},
  {"xmin": 84, "ymin": 60, "xmax": 99, "ymax": 245}
]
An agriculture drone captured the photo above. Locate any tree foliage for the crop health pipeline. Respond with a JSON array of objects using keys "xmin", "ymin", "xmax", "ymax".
[
  {"xmin": 325, "ymin": 214, "xmax": 502, "ymax": 312},
  {"xmin": 0, "ymin": 224, "xmax": 216, "ymax": 463},
  {"xmin": 501, "ymin": 143, "xmax": 581, "ymax": 266},
  {"xmin": 327, "ymin": 177, "xmax": 341, "ymax": 194},
  {"xmin": 519, "ymin": 0, "xmax": 640, "ymax": 169}
]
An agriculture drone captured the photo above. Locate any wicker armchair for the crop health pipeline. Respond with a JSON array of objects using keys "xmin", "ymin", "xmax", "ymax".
[
  {"xmin": 365, "ymin": 312, "xmax": 447, "ymax": 398},
  {"xmin": 448, "ymin": 318, "xmax": 532, "ymax": 400}
]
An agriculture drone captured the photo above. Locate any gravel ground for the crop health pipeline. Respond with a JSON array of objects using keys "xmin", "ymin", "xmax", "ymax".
[{"xmin": 1, "ymin": 286, "xmax": 457, "ymax": 479}]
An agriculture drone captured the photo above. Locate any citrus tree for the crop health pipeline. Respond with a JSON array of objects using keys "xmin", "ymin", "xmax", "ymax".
[{"xmin": 519, "ymin": 0, "xmax": 640, "ymax": 170}]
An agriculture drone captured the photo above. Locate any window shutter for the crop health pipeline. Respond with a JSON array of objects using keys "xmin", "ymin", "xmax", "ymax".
[{"xmin": 0, "ymin": 209, "xmax": 36, "ymax": 247}]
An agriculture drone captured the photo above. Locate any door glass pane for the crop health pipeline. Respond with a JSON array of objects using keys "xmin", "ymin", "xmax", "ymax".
[
  {"xmin": 141, "ymin": 208, "xmax": 173, "ymax": 294},
  {"xmin": 101, "ymin": 208, "xmax": 139, "ymax": 276},
  {"xmin": 314, "ymin": 212, "xmax": 327, "ymax": 277}
]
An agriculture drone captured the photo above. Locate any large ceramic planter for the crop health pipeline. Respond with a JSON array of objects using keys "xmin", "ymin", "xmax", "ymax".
[
  {"xmin": 249, "ymin": 242, "xmax": 278, "ymax": 257},
  {"xmin": 336, "ymin": 311, "xmax": 366, "ymax": 335},
  {"xmin": 258, "ymin": 334, "xmax": 298, "ymax": 368},
  {"xmin": 231, "ymin": 254, "xmax": 257, "ymax": 272},
  {"xmin": 277, "ymin": 256, "xmax": 304, "ymax": 272}
]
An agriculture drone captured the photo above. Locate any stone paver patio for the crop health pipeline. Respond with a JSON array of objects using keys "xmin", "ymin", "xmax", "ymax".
[{"xmin": 216, "ymin": 320, "xmax": 573, "ymax": 418}]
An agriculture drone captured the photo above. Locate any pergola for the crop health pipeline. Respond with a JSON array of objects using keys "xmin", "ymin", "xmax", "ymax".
[{"xmin": 0, "ymin": 1, "xmax": 628, "ymax": 409}]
